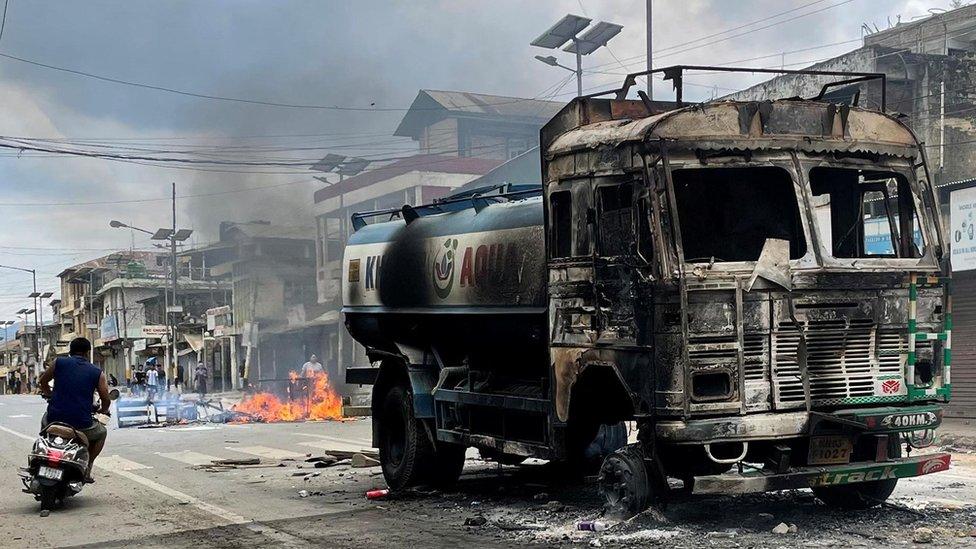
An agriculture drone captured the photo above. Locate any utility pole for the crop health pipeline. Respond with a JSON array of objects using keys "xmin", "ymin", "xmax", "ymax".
[
  {"xmin": 0, "ymin": 265, "xmax": 40, "ymax": 375},
  {"xmin": 170, "ymin": 182, "xmax": 179, "ymax": 386},
  {"xmin": 646, "ymin": 0, "xmax": 653, "ymax": 98}
]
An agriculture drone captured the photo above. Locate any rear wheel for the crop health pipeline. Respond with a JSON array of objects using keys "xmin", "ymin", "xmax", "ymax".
[
  {"xmin": 378, "ymin": 385, "xmax": 433, "ymax": 490},
  {"xmin": 39, "ymin": 485, "xmax": 59, "ymax": 511}
]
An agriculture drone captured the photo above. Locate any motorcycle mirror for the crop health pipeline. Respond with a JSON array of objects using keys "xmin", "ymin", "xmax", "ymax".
[{"xmin": 108, "ymin": 388, "xmax": 121, "ymax": 401}]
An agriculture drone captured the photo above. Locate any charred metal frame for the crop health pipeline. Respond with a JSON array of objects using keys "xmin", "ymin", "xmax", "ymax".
[{"xmin": 592, "ymin": 65, "xmax": 887, "ymax": 111}]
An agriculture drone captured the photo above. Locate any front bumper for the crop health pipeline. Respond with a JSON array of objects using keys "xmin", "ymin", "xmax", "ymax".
[
  {"xmin": 693, "ymin": 452, "xmax": 951, "ymax": 494},
  {"xmin": 656, "ymin": 405, "xmax": 944, "ymax": 444}
]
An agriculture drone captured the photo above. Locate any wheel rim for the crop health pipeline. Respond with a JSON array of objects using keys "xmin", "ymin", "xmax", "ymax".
[{"xmin": 598, "ymin": 457, "xmax": 633, "ymax": 512}]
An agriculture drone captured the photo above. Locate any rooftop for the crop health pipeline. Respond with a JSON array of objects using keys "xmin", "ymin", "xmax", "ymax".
[
  {"xmin": 394, "ymin": 89, "xmax": 564, "ymax": 138},
  {"xmin": 313, "ymin": 154, "xmax": 503, "ymax": 203}
]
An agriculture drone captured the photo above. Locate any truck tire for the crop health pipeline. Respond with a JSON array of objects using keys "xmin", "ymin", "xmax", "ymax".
[
  {"xmin": 378, "ymin": 384, "xmax": 434, "ymax": 491},
  {"xmin": 812, "ymin": 440, "xmax": 901, "ymax": 509},
  {"xmin": 598, "ymin": 444, "xmax": 652, "ymax": 518}
]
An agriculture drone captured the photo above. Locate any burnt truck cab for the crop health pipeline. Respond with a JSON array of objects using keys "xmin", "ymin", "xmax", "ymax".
[
  {"xmin": 342, "ymin": 66, "xmax": 952, "ymax": 516},
  {"xmin": 541, "ymin": 67, "xmax": 951, "ymax": 513}
]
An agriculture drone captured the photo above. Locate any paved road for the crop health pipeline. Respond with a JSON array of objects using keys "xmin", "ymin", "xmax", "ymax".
[{"xmin": 2, "ymin": 393, "xmax": 976, "ymax": 548}]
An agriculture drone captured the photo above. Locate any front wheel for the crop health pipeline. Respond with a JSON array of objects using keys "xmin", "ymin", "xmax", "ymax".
[
  {"xmin": 378, "ymin": 385, "xmax": 434, "ymax": 490},
  {"xmin": 598, "ymin": 444, "xmax": 652, "ymax": 518}
]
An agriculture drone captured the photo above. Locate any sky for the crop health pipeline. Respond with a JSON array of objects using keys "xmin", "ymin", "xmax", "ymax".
[{"xmin": 0, "ymin": 0, "xmax": 951, "ymax": 321}]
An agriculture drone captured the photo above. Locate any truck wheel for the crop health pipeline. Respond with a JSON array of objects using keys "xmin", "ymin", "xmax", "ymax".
[
  {"xmin": 812, "ymin": 478, "xmax": 898, "ymax": 509},
  {"xmin": 598, "ymin": 444, "xmax": 651, "ymax": 518},
  {"xmin": 812, "ymin": 440, "xmax": 901, "ymax": 509},
  {"xmin": 378, "ymin": 385, "xmax": 434, "ymax": 491}
]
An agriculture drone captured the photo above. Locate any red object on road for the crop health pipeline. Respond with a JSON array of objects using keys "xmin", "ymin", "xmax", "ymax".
[{"xmin": 365, "ymin": 489, "xmax": 390, "ymax": 500}]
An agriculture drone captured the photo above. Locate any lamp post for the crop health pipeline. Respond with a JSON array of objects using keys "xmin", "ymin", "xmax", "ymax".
[
  {"xmin": 1, "ymin": 320, "xmax": 14, "ymax": 372},
  {"xmin": 0, "ymin": 264, "xmax": 40, "ymax": 371},
  {"xmin": 29, "ymin": 291, "xmax": 54, "ymax": 365},
  {"xmin": 531, "ymin": 14, "xmax": 623, "ymax": 97},
  {"xmin": 16, "ymin": 308, "xmax": 36, "ymax": 381},
  {"xmin": 109, "ymin": 186, "xmax": 192, "ymax": 389}
]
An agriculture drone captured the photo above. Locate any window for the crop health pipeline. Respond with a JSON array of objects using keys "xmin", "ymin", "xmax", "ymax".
[
  {"xmin": 672, "ymin": 166, "xmax": 806, "ymax": 262},
  {"xmin": 598, "ymin": 183, "xmax": 634, "ymax": 256},
  {"xmin": 810, "ymin": 168, "xmax": 924, "ymax": 258},
  {"xmin": 551, "ymin": 191, "xmax": 573, "ymax": 258}
]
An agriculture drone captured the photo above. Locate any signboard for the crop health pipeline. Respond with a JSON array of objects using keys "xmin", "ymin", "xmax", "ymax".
[
  {"xmin": 950, "ymin": 186, "xmax": 976, "ymax": 272},
  {"xmin": 100, "ymin": 313, "xmax": 119, "ymax": 342},
  {"xmin": 132, "ymin": 339, "xmax": 147, "ymax": 352},
  {"xmin": 141, "ymin": 325, "xmax": 169, "ymax": 337}
]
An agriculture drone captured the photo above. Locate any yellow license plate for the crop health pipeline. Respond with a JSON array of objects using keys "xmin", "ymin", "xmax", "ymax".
[{"xmin": 809, "ymin": 435, "xmax": 853, "ymax": 465}]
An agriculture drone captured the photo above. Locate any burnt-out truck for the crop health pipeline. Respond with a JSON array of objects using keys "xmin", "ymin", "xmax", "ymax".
[{"xmin": 342, "ymin": 66, "xmax": 953, "ymax": 515}]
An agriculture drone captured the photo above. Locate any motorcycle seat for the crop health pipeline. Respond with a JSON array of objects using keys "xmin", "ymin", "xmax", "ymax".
[{"xmin": 44, "ymin": 423, "xmax": 89, "ymax": 448}]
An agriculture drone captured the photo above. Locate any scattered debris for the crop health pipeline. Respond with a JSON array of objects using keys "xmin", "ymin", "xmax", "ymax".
[
  {"xmin": 365, "ymin": 488, "xmax": 390, "ymax": 500},
  {"xmin": 788, "ymin": 523, "xmax": 798, "ymax": 534},
  {"xmin": 464, "ymin": 515, "xmax": 488, "ymax": 527},
  {"xmin": 352, "ymin": 453, "xmax": 381, "ymax": 468},
  {"xmin": 577, "ymin": 520, "xmax": 607, "ymax": 532},
  {"xmin": 532, "ymin": 492, "xmax": 549, "ymax": 501},
  {"xmin": 544, "ymin": 501, "xmax": 566, "ymax": 513},
  {"xmin": 298, "ymin": 490, "xmax": 309, "ymax": 498},
  {"xmin": 771, "ymin": 522, "xmax": 790, "ymax": 535},
  {"xmin": 212, "ymin": 458, "xmax": 260, "ymax": 466},
  {"xmin": 913, "ymin": 527, "xmax": 934, "ymax": 544}
]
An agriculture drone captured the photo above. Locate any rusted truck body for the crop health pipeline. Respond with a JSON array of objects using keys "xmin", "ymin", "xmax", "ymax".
[{"xmin": 343, "ymin": 66, "xmax": 953, "ymax": 514}]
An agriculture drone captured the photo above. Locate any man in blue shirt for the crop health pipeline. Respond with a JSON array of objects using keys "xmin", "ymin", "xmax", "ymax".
[{"xmin": 37, "ymin": 338, "xmax": 111, "ymax": 483}]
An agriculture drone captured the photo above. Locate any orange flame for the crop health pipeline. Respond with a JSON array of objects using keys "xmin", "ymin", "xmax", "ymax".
[{"xmin": 233, "ymin": 371, "xmax": 343, "ymax": 422}]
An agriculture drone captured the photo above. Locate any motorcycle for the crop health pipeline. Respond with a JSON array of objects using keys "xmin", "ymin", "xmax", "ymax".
[{"xmin": 19, "ymin": 388, "xmax": 119, "ymax": 513}]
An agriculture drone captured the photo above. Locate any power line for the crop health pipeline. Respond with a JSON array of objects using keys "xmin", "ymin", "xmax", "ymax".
[{"xmin": 0, "ymin": 0, "xmax": 9, "ymax": 45}]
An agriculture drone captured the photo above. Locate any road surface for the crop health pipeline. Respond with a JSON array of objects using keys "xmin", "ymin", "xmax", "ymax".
[{"xmin": 1, "ymin": 393, "xmax": 975, "ymax": 548}]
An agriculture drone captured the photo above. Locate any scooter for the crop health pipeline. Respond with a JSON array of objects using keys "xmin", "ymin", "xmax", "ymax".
[{"xmin": 19, "ymin": 389, "xmax": 119, "ymax": 513}]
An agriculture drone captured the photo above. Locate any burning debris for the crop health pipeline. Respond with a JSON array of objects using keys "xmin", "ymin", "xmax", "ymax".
[{"xmin": 233, "ymin": 371, "xmax": 344, "ymax": 422}]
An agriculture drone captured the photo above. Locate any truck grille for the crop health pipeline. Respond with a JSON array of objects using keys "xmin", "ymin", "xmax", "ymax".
[{"xmin": 771, "ymin": 318, "xmax": 904, "ymax": 408}]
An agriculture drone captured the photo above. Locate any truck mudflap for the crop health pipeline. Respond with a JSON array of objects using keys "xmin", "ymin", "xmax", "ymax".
[{"xmin": 693, "ymin": 452, "xmax": 951, "ymax": 495}]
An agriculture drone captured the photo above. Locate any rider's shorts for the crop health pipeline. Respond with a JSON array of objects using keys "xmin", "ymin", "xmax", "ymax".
[{"xmin": 41, "ymin": 413, "xmax": 107, "ymax": 445}]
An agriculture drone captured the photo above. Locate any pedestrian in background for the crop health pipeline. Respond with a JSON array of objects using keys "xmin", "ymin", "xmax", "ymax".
[
  {"xmin": 194, "ymin": 362, "xmax": 208, "ymax": 399},
  {"xmin": 146, "ymin": 364, "xmax": 158, "ymax": 400}
]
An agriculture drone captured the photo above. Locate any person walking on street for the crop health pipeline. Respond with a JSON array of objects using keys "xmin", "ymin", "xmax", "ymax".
[
  {"xmin": 146, "ymin": 364, "xmax": 158, "ymax": 401},
  {"xmin": 156, "ymin": 364, "xmax": 167, "ymax": 397},
  {"xmin": 194, "ymin": 362, "xmax": 208, "ymax": 399}
]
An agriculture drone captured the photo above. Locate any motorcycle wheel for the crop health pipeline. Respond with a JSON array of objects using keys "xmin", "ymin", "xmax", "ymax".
[{"xmin": 39, "ymin": 485, "xmax": 59, "ymax": 511}]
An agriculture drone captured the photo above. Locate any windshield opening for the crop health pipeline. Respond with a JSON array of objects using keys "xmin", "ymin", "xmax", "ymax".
[
  {"xmin": 672, "ymin": 166, "xmax": 807, "ymax": 262},
  {"xmin": 809, "ymin": 167, "xmax": 925, "ymax": 259}
]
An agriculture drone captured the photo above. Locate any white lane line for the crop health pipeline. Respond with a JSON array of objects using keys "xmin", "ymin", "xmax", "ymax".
[
  {"xmin": 157, "ymin": 450, "xmax": 224, "ymax": 466},
  {"xmin": 7, "ymin": 414, "xmax": 31, "ymax": 418},
  {"xmin": 292, "ymin": 432, "xmax": 373, "ymax": 447},
  {"xmin": 225, "ymin": 445, "xmax": 306, "ymax": 460},
  {"xmin": 298, "ymin": 439, "xmax": 369, "ymax": 453},
  {"xmin": 98, "ymin": 455, "xmax": 153, "ymax": 471},
  {"xmin": 0, "ymin": 423, "xmax": 306, "ymax": 547},
  {"xmin": 0, "ymin": 424, "xmax": 33, "ymax": 441}
]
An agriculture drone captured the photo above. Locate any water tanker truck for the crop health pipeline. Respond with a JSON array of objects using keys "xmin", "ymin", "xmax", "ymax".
[{"xmin": 342, "ymin": 66, "xmax": 953, "ymax": 515}]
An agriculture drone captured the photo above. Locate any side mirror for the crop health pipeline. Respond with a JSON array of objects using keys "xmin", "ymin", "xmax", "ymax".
[{"xmin": 108, "ymin": 388, "xmax": 121, "ymax": 401}]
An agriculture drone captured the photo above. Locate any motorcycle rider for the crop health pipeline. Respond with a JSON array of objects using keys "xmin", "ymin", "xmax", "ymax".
[{"xmin": 37, "ymin": 337, "xmax": 111, "ymax": 483}]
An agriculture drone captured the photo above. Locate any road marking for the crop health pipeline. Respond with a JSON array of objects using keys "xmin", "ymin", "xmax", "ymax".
[
  {"xmin": 157, "ymin": 450, "xmax": 224, "ymax": 466},
  {"xmin": 292, "ymin": 432, "xmax": 373, "ymax": 446},
  {"xmin": 7, "ymin": 414, "xmax": 30, "ymax": 418},
  {"xmin": 0, "ymin": 423, "xmax": 306, "ymax": 547},
  {"xmin": 0, "ymin": 424, "xmax": 34, "ymax": 441},
  {"xmin": 225, "ymin": 445, "xmax": 306, "ymax": 460},
  {"xmin": 98, "ymin": 455, "xmax": 153, "ymax": 471},
  {"xmin": 298, "ymin": 439, "xmax": 370, "ymax": 453}
]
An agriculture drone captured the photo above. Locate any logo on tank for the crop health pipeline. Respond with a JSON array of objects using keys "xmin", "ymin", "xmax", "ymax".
[{"xmin": 433, "ymin": 238, "xmax": 458, "ymax": 299}]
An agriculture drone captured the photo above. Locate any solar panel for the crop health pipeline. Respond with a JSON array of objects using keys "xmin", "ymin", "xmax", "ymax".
[
  {"xmin": 530, "ymin": 14, "xmax": 591, "ymax": 49},
  {"xmin": 310, "ymin": 153, "xmax": 346, "ymax": 173},
  {"xmin": 563, "ymin": 22, "xmax": 623, "ymax": 55}
]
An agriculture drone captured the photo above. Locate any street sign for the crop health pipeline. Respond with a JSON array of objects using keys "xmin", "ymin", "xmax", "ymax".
[
  {"xmin": 166, "ymin": 305, "xmax": 184, "ymax": 314},
  {"xmin": 132, "ymin": 339, "xmax": 147, "ymax": 352},
  {"xmin": 950, "ymin": 186, "xmax": 976, "ymax": 272},
  {"xmin": 141, "ymin": 325, "xmax": 169, "ymax": 337}
]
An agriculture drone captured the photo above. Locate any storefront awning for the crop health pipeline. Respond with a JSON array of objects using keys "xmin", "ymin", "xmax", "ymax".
[{"xmin": 183, "ymin": 333, "xmax": 204, "ymax": 353}]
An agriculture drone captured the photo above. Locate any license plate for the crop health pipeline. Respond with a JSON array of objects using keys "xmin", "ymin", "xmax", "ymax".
[
  {"xmin": 809, "ymin": 435, "xmax": 853, "ymax": 465},
  {"xmin": 38, "ymin": 466, "xmax": 63, "ymax": 480}
]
